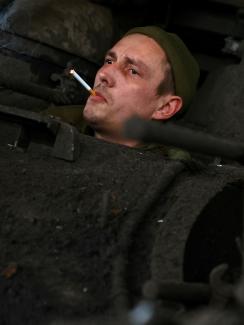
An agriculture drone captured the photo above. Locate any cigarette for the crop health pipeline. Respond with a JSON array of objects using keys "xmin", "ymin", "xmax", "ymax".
[{"xmin": 70, "ymin": 69, "xmax": 96, "ymax": 96}]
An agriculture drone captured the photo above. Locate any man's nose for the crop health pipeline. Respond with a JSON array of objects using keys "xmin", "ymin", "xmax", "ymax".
[{"xmin": 96, "ymin": 65, "xmax": 116, "ymax": 87}]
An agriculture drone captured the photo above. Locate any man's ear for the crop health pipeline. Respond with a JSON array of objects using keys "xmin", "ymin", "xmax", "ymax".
[{"xmin": 152, "ymin": 96, "xmax": 183, "ymax": 120}]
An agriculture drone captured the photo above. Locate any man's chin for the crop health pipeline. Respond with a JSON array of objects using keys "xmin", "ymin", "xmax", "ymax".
[
  {"xmin": 83, "ymin": 108, "xmax": 103, "ymax": 127},
  {"xmin": 83, "ymin": 103, "xmax": 96, "ymax": 120},
  {"xmin": 83, "ymin": 101, "xmax": 108, "ymax": 120}
]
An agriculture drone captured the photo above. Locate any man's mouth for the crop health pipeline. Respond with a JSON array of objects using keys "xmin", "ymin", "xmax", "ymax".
[{"xmin": 91, "ymin": 91, "xmax": 107, "ymax": 102}]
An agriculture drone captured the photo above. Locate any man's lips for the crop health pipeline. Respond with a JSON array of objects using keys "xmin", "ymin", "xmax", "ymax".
[{"xmin": 91, "ymin": 91, "xmax": 107, "ymax": 102}]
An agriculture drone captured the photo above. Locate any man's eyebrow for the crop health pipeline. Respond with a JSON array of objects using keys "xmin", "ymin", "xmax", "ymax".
[
  {"xmin": 124, "ymin": 57, "xmax": 148, "ymax": 71},
  {"xmin": 105, "ymin": 51, "xmax": 148, "ymax": 72},
  {"xmin": 105, "ymin": 50, "xmax": 117, "ymax": 59}
]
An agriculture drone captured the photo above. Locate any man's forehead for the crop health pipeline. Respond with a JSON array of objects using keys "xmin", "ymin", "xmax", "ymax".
[{"xmin": 108, "ymin": 33, "xmax": 167, "ymax": 64}]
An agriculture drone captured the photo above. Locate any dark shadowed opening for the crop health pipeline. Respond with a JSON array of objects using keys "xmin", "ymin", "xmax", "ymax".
[{"xmin": 183, "ymin": 182, "xmax": 243, "ymax": 283}]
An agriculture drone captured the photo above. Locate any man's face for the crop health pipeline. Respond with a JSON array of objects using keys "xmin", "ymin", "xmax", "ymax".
[{"xmin": 83, "ymin": 34, "xmax": 169, "ymax": 137}]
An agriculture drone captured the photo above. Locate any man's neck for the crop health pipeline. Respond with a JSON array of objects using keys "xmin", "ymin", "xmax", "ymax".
[{"xmin": 95, "ymin": 131, "xmax": 140, "ymax": 148}]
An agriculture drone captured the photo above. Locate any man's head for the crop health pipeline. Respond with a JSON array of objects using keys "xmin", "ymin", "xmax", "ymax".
[{"xmin": 83, "ymin": 25, "xmax": 199, "ymax": 146}]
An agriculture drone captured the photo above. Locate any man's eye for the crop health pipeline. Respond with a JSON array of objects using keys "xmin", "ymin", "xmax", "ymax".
[
  {"xmin": 104, "ymin": 58, "xmax": 113, "ymax": 64},
  {"xmin": 129, "ymin": 68, "xmax": 138, "ymax": 75}
]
